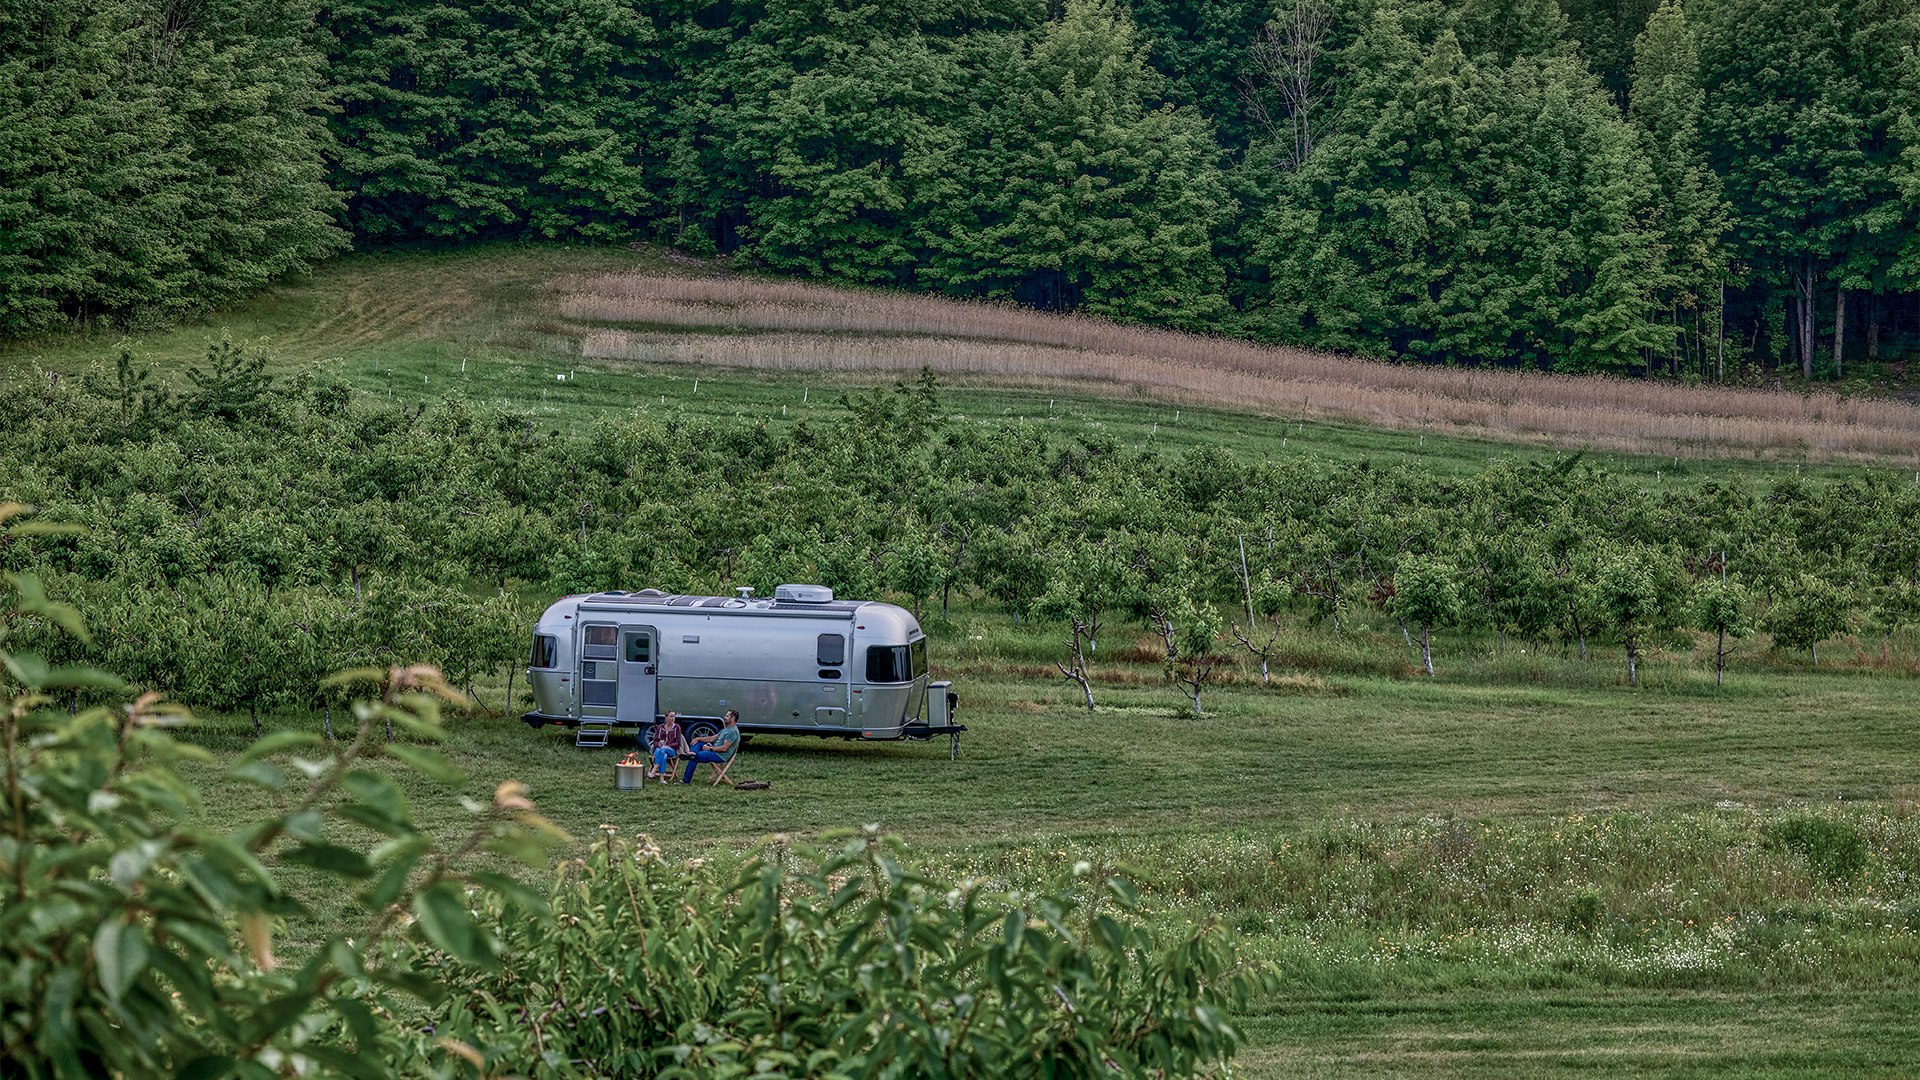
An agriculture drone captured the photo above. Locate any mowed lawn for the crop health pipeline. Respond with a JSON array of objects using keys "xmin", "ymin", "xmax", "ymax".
[{"xmin": 182, "ymin": 651, "xmax": 1920, "ymax": 1078}]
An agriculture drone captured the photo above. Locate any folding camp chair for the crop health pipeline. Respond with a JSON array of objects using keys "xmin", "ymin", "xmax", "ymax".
[{"xmin": 700, "ymin": 745, "xmax": 739, "ymax": 786}]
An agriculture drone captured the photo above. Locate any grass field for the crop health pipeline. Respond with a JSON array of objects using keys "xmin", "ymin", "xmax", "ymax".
[
  {"xmin": 9, "ymin": 245, "xmax": 1920, "ymax": 1075},
  {"xmin": 178, "ymin": 613, "xmax": 1920, "ymax": 1078}
]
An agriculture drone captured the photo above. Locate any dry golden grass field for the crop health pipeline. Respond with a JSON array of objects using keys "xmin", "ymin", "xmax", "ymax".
[{"xmin": 550, "ymin": 263, "xmax": 1920, "ymax": 464}]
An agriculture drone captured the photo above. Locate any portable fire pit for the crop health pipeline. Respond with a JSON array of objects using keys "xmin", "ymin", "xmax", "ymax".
[{"xmin": 614, "ymin": 751, "xmax": 646, "ymax": 790}]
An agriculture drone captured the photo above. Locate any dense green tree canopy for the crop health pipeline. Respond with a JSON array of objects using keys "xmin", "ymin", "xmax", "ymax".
[{"xmin": 4, "ymin": 0, "xmax": 1918, "ymax": 374}]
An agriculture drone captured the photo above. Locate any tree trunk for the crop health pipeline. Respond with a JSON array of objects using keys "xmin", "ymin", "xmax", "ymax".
[
  {"xmin": 1715, "ymin": 627, "xmax": 1726, "ymax": 687},
  {"xmin": 1833, "ymin": 283, "xmax": 1846, "ymax": 380},
  {"xmin": 1399, "ymin": 618, "xmax": 1414, "ymax": 650},
  {"xmin": 1237, "ymin": 535, "xmax": 1256, "ymax": 627},
  {"xmin": 1058, "ymin": 629, "xmax": 1095, "ymax": 711},
  {"xmin": 1797, "ymin": 256, "xmax": 1816, "ymax": 378},
  {"xmin": 324, "ymin": 699, "xmax": 333, "ymax": 741},
  {"xmin": 1626, "ymin": 636, "xmax": 1638, "ymax": 686},
  {"xmin": 250, "ymin": 702, "xmax": 260, "ymax": 738},
  {"xmin": 1810, "ymin": 642, "xmax": 1818, "ymax": 667},
  {"xmin": 505, "ymin": 665, "xmax": 516, "ymax": 719},
  {"xmin": 1717, "ymin": 281, "xmax": 1726, "ymax": 382},
  {"xmin": 1868, "ymin": 295, "xmax": 1881, "ymax": 360},
  {"xmin": 1569, "ymin": 601, "xmax": 1587, "ymax": 661},
  {"xmin": 1420, "ymin": 624, "xmax": 1434, "ymax": 677}
]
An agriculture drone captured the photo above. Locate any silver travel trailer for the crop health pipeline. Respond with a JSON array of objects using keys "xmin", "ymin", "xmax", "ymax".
[{"xmin": 523, "ymin": 584, "xmax": 963, "ymax": 752}]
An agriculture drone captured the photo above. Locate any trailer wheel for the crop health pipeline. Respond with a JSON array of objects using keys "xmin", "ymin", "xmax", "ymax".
[{"xmin": 684, "ymin": 719, "xmax": 720, "ymax": 744}]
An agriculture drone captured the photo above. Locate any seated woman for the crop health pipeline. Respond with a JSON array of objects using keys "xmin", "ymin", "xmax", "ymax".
[
  {"xmin": 680, "ymin": 710, "xmax": 741, "ymax": 784},
  {"xmin": 647, "ymin": 711, "xmax": 684, "ymax": 780}
]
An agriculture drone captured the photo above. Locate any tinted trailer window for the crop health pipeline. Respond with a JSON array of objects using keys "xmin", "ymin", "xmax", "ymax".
[
  {"xmin": 865, "ymin": 640, "xmax": 927, "ymax": 683},
  {"xmin": 866, "ymin": 644, "xmax": 910, "ymax": 683}
]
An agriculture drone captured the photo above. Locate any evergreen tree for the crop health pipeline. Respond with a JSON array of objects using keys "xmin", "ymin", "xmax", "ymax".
[
  {"xmin": 1697, "ymin": 0, "xmax": 1920, "ymax": 377},
  {"xmin": 1247, "ymin": 9, "xmax": 1666, "ymax": 370},
  {"xmin": 1558, "ymin": 0, "xmax": 1661, "ymax": 103},
  {"xmin": 917, "ymin": 0, "xmax": 1233, "ymax": 327},
  {"xmin": 0, "ymin": 1, "xmax": 189, "ymax": 333},
  {"xmin": 0, "ymin": 0, "xmax": 341, "ymax": 333},
  {"xmin": 324, "ymin": 0, "xmax": 665, "ymax": 242},
  {"xmin": 1629, "ymin": 0, "xmax": 1730, "ymax": 378}
]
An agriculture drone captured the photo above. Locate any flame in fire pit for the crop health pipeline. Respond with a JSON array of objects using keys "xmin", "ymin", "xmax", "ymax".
[{"xmin": 617, "ymin": 752, "xmax": 644, "ymax": 766}]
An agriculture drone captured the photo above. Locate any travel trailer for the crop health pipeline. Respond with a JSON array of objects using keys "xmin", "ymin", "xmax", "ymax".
[{"xmin": 525, "ymin": 584, "xmax": 962, "ymax": 752}]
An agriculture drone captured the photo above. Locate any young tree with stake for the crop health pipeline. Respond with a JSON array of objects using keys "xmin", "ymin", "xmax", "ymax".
[
  {"xmin": 1688, "ymin": 575, "xmax": 1751, "ymax": 685},
  {"xmin": 1389, "ymin": 556, "xmax": 1464, "ymax": 677}
]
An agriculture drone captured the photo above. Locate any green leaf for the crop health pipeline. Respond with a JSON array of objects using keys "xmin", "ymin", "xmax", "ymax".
[
  {"xmin": 384, "ymin": 744, "xmax": 463, "ymax": 785},
  {"xmin": 177, "ymin": 1055, "xmax": 239, "ymax": 1080},
  {"xmin": 5, "ymin": 573, "xmax": 90, "ymax": 643},
  {"xmin": 342, "ymin": 770, "xmax": 405, "ymax": 820},
  {"xmin": 320, "ymin": 667, "xmax": 385, "ymax": 690},
  {"xmin": 282, "ymin": 842, "xmax": 373, "ymax": 879},
  {"xmin": 369, "ymin": 966, "xmax": 448, "ymax": 1005},
  {"xmin": 283, "ymin": 809, "xmax": 324, "ymax": 842},
  {"xmin": 11, "ymin": 521, "xmax": 86, "ymax": 538},
  {"xmin": 358, "ymin": 852, "xmax": 419, "ymax": 909},
  {"xmin": 93, "ymin": 920, "xmax": 149, "ymax": 1002},
  {"xmin": 413, "ymin": 882, "xmax": 496, "ymax": 969},
  {"xmin": 236, "ymin": 730, "xmax": 324, "ymax": 765},
  {"xmin": 299, "ymin": 1044, "xmax": 388, "ymax": 1079},
  {"xmin": 226, "ymin": 760, "xmax": 285, "ymax": 791},
  {"xmin": 109, "ymin": 840, "xmax": 165, "ymax": 891},
  {"xmin": 467, "ymin": 870, "xmax": 548, "ymax": 915}
]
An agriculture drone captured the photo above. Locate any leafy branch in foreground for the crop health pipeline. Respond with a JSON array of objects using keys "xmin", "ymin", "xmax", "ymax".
[
  {"xmin": 0, "ymin": 505, "xmax": 566, "ymax": 1078},
  {"xmin": 411, "ymin": 826, "xmax": 1270, "ymax": 1078}
]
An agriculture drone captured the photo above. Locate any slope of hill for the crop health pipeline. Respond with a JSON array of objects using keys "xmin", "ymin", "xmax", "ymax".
[{"xmin": 9, "ymin": 245, "xmax": 1919, "ymax": 470}]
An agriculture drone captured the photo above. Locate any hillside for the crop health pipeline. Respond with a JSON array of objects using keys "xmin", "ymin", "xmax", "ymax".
[{"xmin": 12, "ymin": 245, "xmax": 1920, "ymax": 472}]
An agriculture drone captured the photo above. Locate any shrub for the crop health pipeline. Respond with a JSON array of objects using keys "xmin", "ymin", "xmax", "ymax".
[
  {"xmin": 413, "ymin": 828, "xmax": 1268, "ymax": 1078},
  {"xmin": 1564, "ymin": 888, "xmax": 1606, "ymax": 936},
  {"xmin": 0, "ymin": 504, "xmax": 562, "ymax": 1078},
  {"xmin": 1764, "ymin": 816, "xmax": 1868, "ymax": 882}
]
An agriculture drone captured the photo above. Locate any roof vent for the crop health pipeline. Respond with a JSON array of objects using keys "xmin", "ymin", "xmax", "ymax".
[
  {"xmin": 773, "ymin": 583, "xmax": 835, "ymax": 603},
  {"xmin": 635, "ymin": 588, "xmax": 669, "ymax": 598}
]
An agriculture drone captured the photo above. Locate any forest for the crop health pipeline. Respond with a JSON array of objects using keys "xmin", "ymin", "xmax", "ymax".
[{"xmin": 4, "ymin": 0, "xmax": 1918, "ymax": 377}]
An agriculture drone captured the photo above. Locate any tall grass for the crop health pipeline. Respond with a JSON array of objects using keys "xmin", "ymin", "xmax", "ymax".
[{"xmin": 555, "ymin": 273, "xmax": 1920, "ymax": 464}]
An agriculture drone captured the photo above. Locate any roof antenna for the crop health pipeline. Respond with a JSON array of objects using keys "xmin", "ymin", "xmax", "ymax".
[{"xmin": 735, "ymin": 586, "xmax": 755, "ymax": 599}]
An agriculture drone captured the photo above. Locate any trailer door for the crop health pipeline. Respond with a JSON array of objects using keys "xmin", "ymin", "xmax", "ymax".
[
  {"xmin": 616, "ymin": 626, "xmax": 659, "ymax": 726},
  {"xmin": 813, "ymin": 630, "xmax": 850, "ymax": 726}
]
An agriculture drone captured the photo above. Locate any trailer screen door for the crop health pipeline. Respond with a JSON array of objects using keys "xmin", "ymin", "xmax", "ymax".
[{"xmin": 579, "ymin": 624, "xmax": 619, "ymax": 717}]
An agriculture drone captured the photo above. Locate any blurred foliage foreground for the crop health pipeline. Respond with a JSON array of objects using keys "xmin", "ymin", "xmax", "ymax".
[{"xmin": 0, "ymin": 505, "xmax": 1260, "ymax": 1078}]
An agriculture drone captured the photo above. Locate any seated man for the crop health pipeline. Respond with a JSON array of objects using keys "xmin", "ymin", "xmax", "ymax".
[
  {"xmin": 680, "ymin": 709, "xmax": 741, "ymax": 784},
  {"xmin": 646, "ymin": 711, "xmax": 684, "ymax": 780}
]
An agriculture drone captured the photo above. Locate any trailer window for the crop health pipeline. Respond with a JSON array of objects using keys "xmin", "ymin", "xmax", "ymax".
[
  {"xmin": 866, "ymin": 644, "xmax": 910, "ymax": 684},
  {"xmin": 582, "ymin": 624, "xmax": 618, "ymax": 660},
  {"xmin": 911, "ymin": 637, "xmax": 926, "ymax": 678},
  {"xmin": 530, "ymin": 633, "xmax": 556, "ymax": 669},
  {"xmin": 817, "ymin": 633, "xmax": 845, "ymax": 666},
  {"xmin": 625, "ymin": 632, "xmax": 652, "ymax": 664}
]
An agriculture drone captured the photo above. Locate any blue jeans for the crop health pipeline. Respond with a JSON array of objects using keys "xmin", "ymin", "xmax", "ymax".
[
  {"xmin": 681, "ymin": 750, "xmax": 729, "ymax": 783},
  {"xmin": 651, "ymin": 746, "xmax": 676, "ymax": 774}
]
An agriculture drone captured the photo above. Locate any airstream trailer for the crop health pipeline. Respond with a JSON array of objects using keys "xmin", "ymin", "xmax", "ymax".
[{"xmin": 523, "ymin": 584, "xmax": 963, "ymax": 752}]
